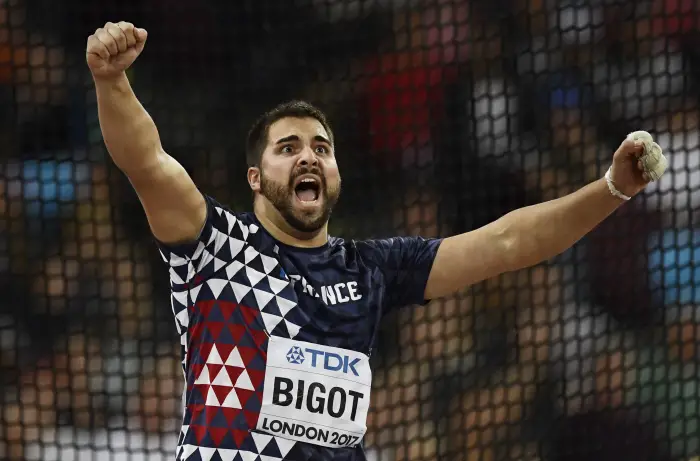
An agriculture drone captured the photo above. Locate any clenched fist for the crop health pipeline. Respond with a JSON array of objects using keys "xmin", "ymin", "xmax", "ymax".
[{"xmin": 86, "ymin": 22, "xmax": 147, "ymax": 80}]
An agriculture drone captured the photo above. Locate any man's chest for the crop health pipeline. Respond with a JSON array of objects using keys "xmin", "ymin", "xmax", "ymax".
[{"xmin": 193, "ymin": 244, "xmax": 383, "ymax": 352}]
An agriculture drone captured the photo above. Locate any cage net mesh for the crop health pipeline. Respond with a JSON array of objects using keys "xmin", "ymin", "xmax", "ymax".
[{"xmin": 0, "ymin": 0, "xmax": 699, "ymax": 460}]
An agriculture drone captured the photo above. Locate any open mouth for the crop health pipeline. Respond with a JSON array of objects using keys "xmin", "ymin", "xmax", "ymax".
[{"xmin": 294, "ymin": 177, "xmax": 321, "ymax": 203}]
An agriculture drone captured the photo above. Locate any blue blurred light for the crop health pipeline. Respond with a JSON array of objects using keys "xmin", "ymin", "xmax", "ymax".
[{"xmin": 649, "ymin": 230, "xmax": 700, "ymax": 304}]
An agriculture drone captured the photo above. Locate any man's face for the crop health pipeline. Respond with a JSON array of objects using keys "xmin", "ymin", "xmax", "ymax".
[{"xmin": 253, "ymin": 117, "xmax": 341, "ymax": 233}]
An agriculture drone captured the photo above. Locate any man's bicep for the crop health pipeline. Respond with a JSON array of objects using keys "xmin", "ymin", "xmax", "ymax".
[
  {"xmin": 129, "ymin": 150, "xmax": 207, "ymax": 245},
  {"xmin": 424, "ymin": 224, "xmax": 512, "ymax": 300}
]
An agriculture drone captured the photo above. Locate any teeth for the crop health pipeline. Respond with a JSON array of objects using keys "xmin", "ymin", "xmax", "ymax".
[{"xmin": 301, "ymin": 178, "xmax": 316, "ymax": 183}]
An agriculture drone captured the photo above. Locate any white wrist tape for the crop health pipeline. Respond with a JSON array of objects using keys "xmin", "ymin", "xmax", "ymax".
[{"xmin": 605, "ymin": 167, "xmax": 631, "ymax": 201}]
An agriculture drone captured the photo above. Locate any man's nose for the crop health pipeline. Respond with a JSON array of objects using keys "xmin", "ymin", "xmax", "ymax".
[{"xmin": 297, "ymin": 146, "xmax": 319, "ymax": 167}]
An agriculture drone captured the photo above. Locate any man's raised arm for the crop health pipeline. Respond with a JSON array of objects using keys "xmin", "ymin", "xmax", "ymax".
[
  {"xmin": 424, "ymin": 136, "xmax": 667, "ymax": 300},
  {"xmin": 87, "ymin": 22, "xmax": 206, "ymax": 245}
]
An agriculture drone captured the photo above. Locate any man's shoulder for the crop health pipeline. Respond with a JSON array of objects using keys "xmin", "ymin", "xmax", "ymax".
[
  {"xmin": 329, "ymin": 236, "xmax": 398, "ymax": 262},
  {"xmin": 204, "ymin": 196, "xmax": 258, "ymax": 232}
]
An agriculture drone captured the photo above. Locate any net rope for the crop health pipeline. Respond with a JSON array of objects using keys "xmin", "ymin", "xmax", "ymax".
[{"xmin": 0, "ymin": 0, "xmax": 699, "ymax": 460}]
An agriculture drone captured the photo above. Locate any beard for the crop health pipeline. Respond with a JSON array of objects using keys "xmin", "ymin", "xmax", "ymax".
[{"xmin": 259, "ymin": 166, "xmax": 340, "ymax": 233}]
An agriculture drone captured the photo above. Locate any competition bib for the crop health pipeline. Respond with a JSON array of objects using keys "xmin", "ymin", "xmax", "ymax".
[{"xmin": 257, "ymin": 336, "xmax": 372, "ymax": 448}]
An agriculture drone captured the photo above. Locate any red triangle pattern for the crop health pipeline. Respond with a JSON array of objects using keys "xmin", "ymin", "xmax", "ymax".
[
  {"xmin": 189, "ymin": 322, "xmax": 206, "ymax": 343},
  {"xmin": 230, "ymin": 429, "xmax": 249, "ymax": 447},
  {"xmin": 204, "ymin": 405, "xmax": 221, "ymax": 426},
  {"xmin": 208, "ymin": 427, "xmax": 228, "ymax": 446},
  {"xmin": 188, "ymin": 364, "xmax": 205, "ymax": 385},
  {"xmin": 225, "ymin": 365, "xmax": 245, "ymax": 384},
  {"xmin": 189, "ymin": 404, "xmax": 205, "ymax": 426},
  {"xmin": 238, "ymin": 305, "xmax": 260, "ymax": 325},
  {"xmin": 220, "ymin": 407, "xmax": 242, "ymax": 426},
  {"xmin": 215, "ymin": 343, "xmax": 235, "ymax": 363},
  {"xmin": 191, "ymin": 424, "xmax": 208, "ymax": 444},
  {"xmin": 243, "ymin": 410, "xmax": 259, "ymax": 429},
  {"xmin": 210, "ymin": 385, "xmax": 232, "ymax": 404},
  {"xmin": 197, "ymin": 300, "xmax": 215, "ymax": 320},
  {"xmin": 235, "ymin": 388, "xmax": 257, "ymax": 408},
  {"xmin": 206, "ymin": 321, "xmax": 225, "ymax": 340},
  {"xmin": 250, "ymin": 328, "xmax": 268, "ymax": 348},
  {"xmin": 228, "ymin": 324, "xmax": 247, "ymax": 342},
  {"xmin": 237, "ymin": 347, "xmax": 259, "ymax": 366},
  {"xmin": 192, "ymin": 384, "xmax": 210, "ymax": 401},
  {"xmin": 246, "ymin": 369, "xmax": 265, "ymax": 389},
  {"xmin": 206, "ymin": 364, "xmax": 223, "ymax": 379},
  {"xmin": 196, "ymin": 343, "xmax": 213, "ymax": 364},
  {"xmin": 217, "ymin": 301, "xmax": 238, "ymax": 320}
]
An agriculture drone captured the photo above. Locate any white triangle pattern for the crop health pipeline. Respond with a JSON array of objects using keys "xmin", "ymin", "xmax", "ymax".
[
  {"xmin": 234, "ymin": 369, "xmax": 255, "ymax": 391},
  {"xmin": 230, "ymin": 281, "xmax": 252, "ymax": 302},
  {"xmin": 169, "ymin": 267, "xmax": 186, "ymax": 285},
  {"xmin": 190, "ymin": 284, "xmax": 203, "ymax": 302},
  {"xmin": 261, "ymin": 312, "xmax": 283, "ymax": 333},
  {"xmin": 285, "ymin": 320, "xmax": 302, "ymax": 339},
  {"xmin": 238, "ymin": 220, "xmax": 250, "ymax": 241},
  {"xmin": 211, "ymin": 367, "xmax": 233, "ymax": 386},
  {"xmin": 193, "ymin": 366, "xmax": 209, "ymax": 385},
  {"xmin": 175, "ymin": 309, "xmax": 189, "ymax": 328},
  {"xmin": 225, "ymin": 260, "xmax": 245, "ymax": 280},
  {"xmin": 275, "ymin": 438, "xmax": 296, "ymax": 457},
  {"xmin": 213, "ymin": 257, "xmax": 227, "ymax": 272},
  {"xmin": 221, "ymin": 388, "xmax": 241, "ymax": 409},
  {"xmin": 206, "ymin": 228, "xmax": 219, "ymax": 246},
  {"xmin": 198, "ymin": 447, "xmax": 216, "ymax": 461},
  {"xmin": 245, "ymin": 266, "xmax": 266, "ymax": 287},
  {"xmin": 172, "ymin": 291, "xmax": 189, "ymax": 309},
  {"xmin": 251, "ymin": 432, "xmax": 272, "ymax": 452},
  {"xmin": 225, "ymin": 347, "xmax": 245, "ymax": 367},
  {"xmin": 213, "ymin": 229, "xmax": 227, "ymax": 256},
  {"xmin": 239, "ymin": 451, "xmax": 259, "ymax": 461},
  {"xmin": 276, "ymin": 296, "xmax": 297, "ymax": 316},
  {"xmin": 253, "ymin": 288, "xmax": 275, "ymax": 309},
  {"xmin": 196, "ymin": 246, "xmax": 215, "ymax": 273},
  {"xmin": 217, "ymin": 449, "xmax": 239, "ymax": 461},
  {"xmin": 181, "ymin": 444, "xmax": 197, "ymax": 460},
  {"xmin": 223, "ymin": 209, "xmax": 237, "ymax": 233},
  {"xmin": 260, "ymin": 253, "xmax": 278, "ymax": 274},
  {"xmin": 207, "ymin": 345, "xmax": 223, "ymax": 365},
  {"xmin": 163, "ymin": 206, "xmax": 300, "ymax": 460},
  {"xmin": 169, "ymin": 253, "xmax": 188, "ymax": 267},
  {"xmin": 207, "ymin": 278, "xmax": 228, "ymax": 298},
  {"xmin": 228, "ymin": 237, "xmax": 245, "ymax": 260},
  {"xmin": 267, "ymin": 277, "xmax": 288, "ymax": 294},
  {"xmin": 205, "ymin": 387, "xmax": 220, "ymax": 406},
  {"xmin": 243, "ymin": 246, "xmax": 259, "ymax": 264}
]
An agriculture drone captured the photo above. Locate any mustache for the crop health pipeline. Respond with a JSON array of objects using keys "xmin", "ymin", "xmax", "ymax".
[{"xmin": 289, "ymin": 166, "xmax": 325, "ymax": 187}]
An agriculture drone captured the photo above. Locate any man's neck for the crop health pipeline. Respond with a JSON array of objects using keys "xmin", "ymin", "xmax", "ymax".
[{"xmin": 253, "ymin": 201, "xmax": 329, "ymax": 249}]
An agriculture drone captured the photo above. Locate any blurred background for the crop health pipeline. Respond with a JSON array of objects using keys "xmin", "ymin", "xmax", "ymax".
[{"xmin": 0, "ymin": 0, "xmax": 698, "ymax": 460}]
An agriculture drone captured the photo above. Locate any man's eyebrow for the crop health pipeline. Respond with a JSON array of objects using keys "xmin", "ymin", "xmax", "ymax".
[
  {"xmin": 275, "ymin": 135, "xmax": 332, "ymax": 145},
  {"xmin": 314, "ymin": 135, "xmax": 332, "ymax": 145},
  {"xmin": 275, "ymin": 135, "xmax": 300, "ymax": 144}
]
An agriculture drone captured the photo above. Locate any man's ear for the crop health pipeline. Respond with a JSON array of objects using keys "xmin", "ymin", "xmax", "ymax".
[{"xmin": 248, "ymin": 166, "xmax": 261, "ymax": 192}]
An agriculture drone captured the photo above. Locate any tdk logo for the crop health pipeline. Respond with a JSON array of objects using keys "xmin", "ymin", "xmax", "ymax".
[
  {"xmin": 304, "ymin": 348, "xmax": 360, "ymax": 376},
  {"xmin": 285, "ymin": 345, "xmax": 361, "ymax": 376},
  {"xmin": 286, "ymin": 346, "xmax": 305, "ymax": 365}
]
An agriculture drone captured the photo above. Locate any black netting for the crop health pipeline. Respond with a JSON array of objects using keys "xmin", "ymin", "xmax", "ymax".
[{"xmin": 0, "ymin": 0, "xmax": 699, "ymax": 460}]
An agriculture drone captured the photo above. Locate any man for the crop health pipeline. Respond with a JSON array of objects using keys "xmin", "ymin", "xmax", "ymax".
[{"xmin": 86, "ymin": 21, "xmax": 664, "ymax": 461}]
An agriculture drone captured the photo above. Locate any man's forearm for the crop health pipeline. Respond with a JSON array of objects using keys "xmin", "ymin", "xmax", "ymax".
[
  {"xmin": 500, "ymin": 178, "xmax": 624, "ymax": 271},
  {"xmin": 95, "ymin": 73, "xmax": 163, "ymax": 174}
]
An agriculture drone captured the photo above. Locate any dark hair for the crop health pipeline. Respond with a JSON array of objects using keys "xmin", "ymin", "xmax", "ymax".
[{"xmin": 245, "ymin": 100, "xmax": 335, "ymax": 167}]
